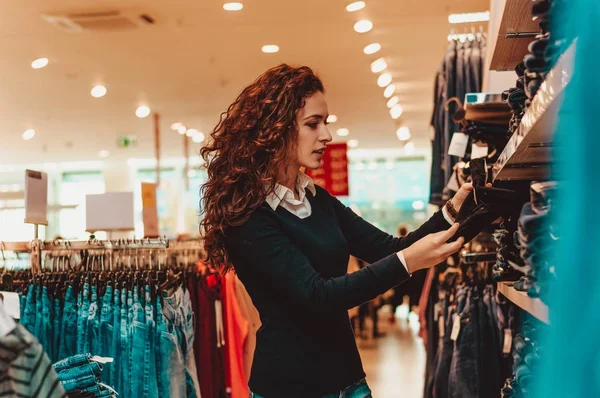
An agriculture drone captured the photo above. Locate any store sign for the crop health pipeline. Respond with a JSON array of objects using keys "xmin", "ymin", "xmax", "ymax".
[
  {"xmin": 306, "ymin": 142, "xmax": 349, "ymax": 196},
  {"xmin": 24, "ymin": 169, "xmax": 48, "ymax": 226},
  {"xmin": 117, "ymin": 135, "xmax": 137, "ymax": 149},
  {"xmin": 141, "ymin": 183, "xmax": 160, "ymax": 238}
]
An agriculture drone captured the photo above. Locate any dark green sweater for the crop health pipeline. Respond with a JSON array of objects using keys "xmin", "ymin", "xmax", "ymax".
[{"xmin": 225, "ymin": 186, "xmax": 448, "ymax": 397}]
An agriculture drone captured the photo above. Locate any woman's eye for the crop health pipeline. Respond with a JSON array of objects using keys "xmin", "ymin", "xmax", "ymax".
[{"xmin": 308, "ymin": 123, "xmax": 318, "ymax": 129}]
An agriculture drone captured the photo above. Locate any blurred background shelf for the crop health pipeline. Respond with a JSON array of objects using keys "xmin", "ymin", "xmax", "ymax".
[{"xmin": 498, "ymin": 282, "xmax": 549, "ymax": 324}]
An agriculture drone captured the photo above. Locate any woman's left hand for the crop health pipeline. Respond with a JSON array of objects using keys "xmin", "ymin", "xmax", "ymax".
[{"xmin": 452, "ymin": 182, "xmax": 492, "ymax": 212}]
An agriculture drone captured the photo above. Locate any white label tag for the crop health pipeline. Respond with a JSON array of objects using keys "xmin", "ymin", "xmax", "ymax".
[
  {"xmin": 439, "ymin": 316, "xmax": 445, "ymax": 337},
  {"xmin": 91, "ymin": 356, "xmax": 114, "ymax": 364},
  {"xmin": 450, "ymin": 314, "xmax": 461, "ymax": 341},
  {"xmin": 471, "ymin": 144, "xmax": 489, "ymax": 159},
  {"xmin": 448, "ymin": 133, "xmax": 469, "ymax": 157},
  {"xmin": 0, "ymin": 291, "xmax": 20, "ymax": 320},
  {"xmin": 503, "ymin": 329, "xmax": 513, "ymax": 354},
  {"xmin": 434, "ymin": 303, "xmax": 441, "ymax": 321}
]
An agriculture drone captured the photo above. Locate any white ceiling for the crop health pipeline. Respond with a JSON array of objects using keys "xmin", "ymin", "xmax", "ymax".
[{"xmin": 0, "ymin": 0, "xmax": 489, "ymax": 164}]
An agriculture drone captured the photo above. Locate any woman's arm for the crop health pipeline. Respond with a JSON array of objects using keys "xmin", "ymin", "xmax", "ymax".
[{"xmin": 226, "ymin": 211, "xmax": 411, "ymax": 314}]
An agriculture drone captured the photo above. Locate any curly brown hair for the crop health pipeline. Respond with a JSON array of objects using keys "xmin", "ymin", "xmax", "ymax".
[{"xmin": 200, "ymin": 64, "xmax": 325, "ymax": 271}]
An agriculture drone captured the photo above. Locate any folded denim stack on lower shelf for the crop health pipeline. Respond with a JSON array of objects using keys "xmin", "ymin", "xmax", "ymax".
[
  {"xmin": 501, "ymin": 320, "xmax": 546, "ymax": 398},
  {"xmin": 53, "ymin": 354, "xmax": 118, "ymax": 397}
]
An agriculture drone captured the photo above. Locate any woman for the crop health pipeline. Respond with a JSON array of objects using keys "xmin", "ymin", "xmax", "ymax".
[{"xmin": 201, "ymin": 64, "xmax": 470, "ymax": 398}]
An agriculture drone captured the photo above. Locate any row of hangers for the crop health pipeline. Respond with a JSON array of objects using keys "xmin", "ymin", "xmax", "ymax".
[{"xmin": 448, "ymin": 26, "xmax": 488, "ymax": 43}]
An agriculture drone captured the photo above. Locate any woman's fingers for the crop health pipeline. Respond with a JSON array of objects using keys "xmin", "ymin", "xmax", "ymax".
[
  {"xmin": 436, "ymin": 223, "xmax": 460, "ymax": 242},
  {"xmin": 444, "ymin": 237, "xmax": 465, "ymax": 255}
]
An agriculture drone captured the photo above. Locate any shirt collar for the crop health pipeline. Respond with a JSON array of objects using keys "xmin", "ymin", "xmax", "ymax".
[{"xmin": 265, "ymin": 171, "xmax": 317, "ymax": 211}]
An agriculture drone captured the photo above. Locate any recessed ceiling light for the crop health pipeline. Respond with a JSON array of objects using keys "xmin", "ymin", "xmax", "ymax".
[
  {"xmin": 363, "ymin": 43, "xmax": 381, "ymax": 55},
  {"xmin": 136, "ymin": 105, "xmax": 151, "ymax": 118},
  {"xmin": 177, "ymin": 125, "xmax": 187, "ymax": 135},
  {"xmin": 186, "ymin": 128, "xmax": 198, "ymax": 137},
  {"xmin": 192, "ymin": 132, "xmax": 206, "ymax": 143},
  {"xmin": 353, "ymin": 20, "xmax": 373, "ymax": 33},
  {"xmin": 347, "ymin": 139, "xmax": 359, "ymax": 148},
  {"xmin": 404, "ymin": 141, "xmax": 416, "ymax": 154},
  {"xmin": 91, "ymin": 85, "xmax": 107, "ymax": 98},
  {"xmin": 337, "ymin": 128, "xmax": 350, "ymax": 137},
  {"xmin": 390, "ymin": 104, "xmax": 404, "ymax": 119},
  {"xmin": 377, "ymin": 73, "xmax": 392, "ymax": 87},
  {"xmin": 346, "ymin": 1, "xmax": 366, "ymax": 12},
  {"xmin": 171, "ymin": 122, "xmax": 183, "ymax": 131},
  {"xmin": 387, "ymin": 96, "xmax": 400, "ymax": 108},
  {"xmin": 397, "ymin": 126, "xmax": 411, "ymax": 141},
  {"xmin": 22, "ymin": 129, "xmax": 36, "ymax": 140},
  {"xmin": 384, "ymin": 84, "xmax": 396, "ymax": 98},
  {"xmin": 370, "ymin": 58, "xmax": 387, "ymax": 73},
  {"xmin": 327, "ymin": 115, "xmax": 338, "ymax": 123},
  {"xmin": 262, "ymin": 45, "xmax": 279, "ymax": 53},
  {"xmin": 448, "ymin": 11, "xmax": 490, "ymax": 24},
  {"xmin": 98, "ymin": 150, "xmax": 110, "ymax": 159},
  {"xmin": 223, "ymin": 2, "xmax": 244, "ymax": 11},
  {"xmin": 31, "ymin": 58, "xmax": 49, "ymax": 69}
]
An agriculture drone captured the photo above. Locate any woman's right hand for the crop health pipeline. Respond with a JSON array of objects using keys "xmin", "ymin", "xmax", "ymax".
[{"xmin": 401, "ymin": 223, "xmax": 464, "ymax": 274}]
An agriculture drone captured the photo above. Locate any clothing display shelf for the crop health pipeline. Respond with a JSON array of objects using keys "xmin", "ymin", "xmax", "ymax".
[
  {"xmin": 488, "ymin": 0, "xmax": 541, "ymax": 71},
  {"xmin": 464, "ymin": 92, "xmax": 512, "ymax": 125},
  {"xmin": 497, "ymin": 282, "xmax": 549, "ymax": 324},
  {"xmin": 493, "ymin": 41, "xmax": 576, "ymax": 182}
]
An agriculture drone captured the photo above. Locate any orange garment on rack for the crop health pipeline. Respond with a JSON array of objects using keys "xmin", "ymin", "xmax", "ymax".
[
  {"xmin": 233, "ymin": 275, "xmax": 261, "ymax": 381},
  {"xmin": 224, "ymin": 272, "xmax": 249, "ymax": 398}
]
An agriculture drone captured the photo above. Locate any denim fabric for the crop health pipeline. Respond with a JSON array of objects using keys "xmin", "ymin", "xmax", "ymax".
[
  {"xmin": 53, "ymin": 296, "xmax": 62, "ymax": 362},
  {"xmin": 110, "ymin": 287, "xmax": 121, "ymax": 392},
  {"xmin": 60, "ymin": 373, "xmax": 98, "ymax": 392},
  {"xmin": 88, "ymin": 285, "xmax": 101, "ymax": 356},
  {"xmin": 57, "ymin": 361, "xmax": 102, "ymax": 381},
  {"xmin": 99, "ymin": 285, "xmax": 114, "ymax": 386},
  {"xmin": 22, "ymin": 284, "xmax": 36, "ymax": 334},
  {"xmin": 433, "ymin": 296, "xmax": 455, "ymax": 398},
  {"xmin": 448, "ymin": 290, "xmax": 479, "ymax": 398},
  {"xmin": 58, "ymin": 286, "xmax": 78, "ymax": 361},
  {"xmin": 39, "ymin": 286, "xmax": 53, "ymax": 359},
  {"xmin": 34, "ymin": 284, "xmax": 43, "ymax": 337},
  {"xmin": 145, "ymin": 285, "xmax": 159, "ymax": 398},
  {"xmin": 119, "ymin": 288, "xmax": 131, "ymax": 397},
  {"xmin": 156, "ymin": 297, "xmax": 186, "ymax": 398},
  {"xmin": 250, "ymin": 378, "xmax": 372, "ymax": 398},
  {"xmin": 131, "ymin": 286, "xmax": 150, "ymax": 398},
  {"xmin": 77, "ymin": 282, "xmax": 90, "ymax": 355},
  {"xmin": 54, "ymin": 353, "xmax": 93, "ymax": 373}
]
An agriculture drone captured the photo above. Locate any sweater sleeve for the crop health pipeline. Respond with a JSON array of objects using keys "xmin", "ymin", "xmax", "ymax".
[
  {"xmin": 226, "ymin": 211, "xmax": 411, "ymax": 314},
  {"xmin": 327, "ymin": 188, "xmax": 450, "ymax": 264}
]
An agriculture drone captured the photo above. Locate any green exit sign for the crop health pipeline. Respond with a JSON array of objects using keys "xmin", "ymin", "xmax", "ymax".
[{"xmin": 117, "ymin": 135, "xmax": 137, "ymax": 148}]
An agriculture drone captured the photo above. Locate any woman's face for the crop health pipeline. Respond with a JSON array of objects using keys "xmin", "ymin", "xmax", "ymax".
[{"xmin": 294, "ymin": 91, "xmax": 333, "ymax": 170}]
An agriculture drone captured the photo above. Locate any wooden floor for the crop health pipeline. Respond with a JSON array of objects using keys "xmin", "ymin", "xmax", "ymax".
[{"xmin": 357, "ymin": 308, "xmax": 426, "ymax": 398}]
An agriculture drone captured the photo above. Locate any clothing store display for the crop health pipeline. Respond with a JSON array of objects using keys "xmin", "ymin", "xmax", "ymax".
[
  {"xmin": 53, "ymin": 354, "xmax": 117, "ymax": 397},
  {"xmin": 0, "ymin": 323, "xmax": 66, "ymax": 398},
  {"xmin": 250, "ymin": 378, "xmax": 372, "ymax": 398},
  {"xmin": 226, "ymin": 184, "xmax": 451, "ymax": 397}
]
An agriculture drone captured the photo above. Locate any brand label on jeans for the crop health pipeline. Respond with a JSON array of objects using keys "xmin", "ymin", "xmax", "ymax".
[
  {"xmin": 450, "ymin": 314, "xmax": 461, "ymax": 341},
  {"xmin": 448, "ymin": 133, "xmax": 469, "ymax": 157},
  {"xmin": 503, "ymin": 329, "xmax": 513, "ymax": 354},
  {"xmin": 439, "ymin": 316, "xmax": 445, "ymax": 337}
]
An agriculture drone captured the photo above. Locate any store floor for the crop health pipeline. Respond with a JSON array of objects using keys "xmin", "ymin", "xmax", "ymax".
[{"xmin": 357, "ymin": 306, "xmax": 425, "ymax": 398}]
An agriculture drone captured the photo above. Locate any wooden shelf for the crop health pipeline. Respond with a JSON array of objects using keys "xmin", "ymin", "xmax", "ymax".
[
  {"xmin": 493, "ymin": 42, "xmax": 576, "ymax": 182},
  {"xmin": 489, "ymin": 0, "xmax": 541, "ymax": 71},
  {"xmin": 464, "ymin": 93, "xmax": 512, "ymax": 125},
  {"xmin": 498, "ymin": 282, "xmax": 549, "ymax": 324}
]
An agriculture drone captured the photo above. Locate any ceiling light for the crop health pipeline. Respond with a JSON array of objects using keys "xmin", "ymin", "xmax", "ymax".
[
  {"xmin": 22, "ymin": 129, "xmax": 36, "ymax": 140},
  {"xmin": 262, "ymin": 45, "xmax": 279, "ymax": 53},
  {"xmin": 171, "ymin": 122, "xmax": 183, "ymax": 131},
  {"xmin": 346, "ymin": 1, "xmax": 366, "ymax": 12},
  {"xmin": 387, "ymin": 96, "xmax": 400, "ymax": 108},
  {"xmin": 98, "ymin": 150, "xmax": 110, "ymax": 159},
  {"xmin": 377, "ymin": 73, "xmax": 392, "ymax": 87},
  {"xmin": 363, "ymin": 43, "xmax": 381, "ymax": 55},
  {"xmin": 136, "ymin": 105, "xmax": 151, "ymax": 118},
  {"xmin": 397, "ymin": 126, "xmax": 411, "ymax": 141},
  {"xmin": 404, "ymin": 141, "xmax": 416, "ymax": 154},
  {"xmin": 336, "ymin": 128, "xmax": 350, "ymax": 137},
  {"xmin": 448, "ymin": 11, "xmax": 490, "ymax": 24},
  {"xmin": 370, "ymin": 58, "xmax": 387, "ymax": 73},
  {"xmin": 177, "ymin": 125, "xmax": 187, "ymax": 135},
  {"xmin": 347, "ymin": 139, "xmax": 359, "ymax": 148},
  {"xmin": 186, "ymin": 128, "xmax": 198, "ymax": 137},
  {"xmin": 384, "ymin": 84, "xmax": 396, "ymax": 98},
  {"xmin": 91, "ymin": 85, "xmax": 107, "ymax": 98},
  {"xmin": 412, "ymin": 199, "xmax": 425, "ymax": 210},
  {"xmin": 192, "ymin": 132, "xmax": 206, "ymax": 143},
  {"xmin": 223, "ymin": 2, "xmax": 244, "ymax": 11},
  {"xmin": 390, "ymin": 104, "xmax": 404, "ymax": 119},
  {"xmin": 327, "ymin": 115, "xmax": 338, "ymax": 123},
  {"xmin": 31, "ymin": 58, "xmax": 49, "ymax": 69},
  {"xmin": 354, "ymin": 20, "xmax": 373, "ymax": 33}
]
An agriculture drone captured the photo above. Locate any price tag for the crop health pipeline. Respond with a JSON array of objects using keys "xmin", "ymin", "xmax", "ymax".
[
  {"xmin": 439, "ymin": 316, "xmax": 445, "ymax": 337},
  {"xmin": 448, "ymin": 133, "xmax": 469, "ymax": 157},
  {"xmin": 450, "ymin": 314, "xmax": 461, "ymax": 341},
  {"xmin": 24, "ymin": 170, "xmax": 48, "ymax": 225},
  {"xmin": 471, "ymin": 144, "xmax": 489, "ymax": 159},
  {"xmin": 503, "ymin": 329, "xmax": 513, "ymax": 354},
  {"xmin": 434, "ymin": 302, "xmax": 441, "ymax": 321}
]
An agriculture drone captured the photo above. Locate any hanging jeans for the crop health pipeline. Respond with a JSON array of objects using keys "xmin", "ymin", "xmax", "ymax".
[
  {"xmin": 250, "ymin": 378, "xmax": 373, "ymax": 398},
  {"xmin": 156, "ymin": 297, "xmax": 186, "ymax": 398}
]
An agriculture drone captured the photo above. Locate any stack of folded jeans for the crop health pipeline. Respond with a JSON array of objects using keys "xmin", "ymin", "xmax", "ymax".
[
  {"xmin": 513, "ymin": 182, "xmax": 558, "ymax": 301},
  {"xmin": 53, "ymin": 354, "xmax": 118, "ymax": 397},
  {"xmin": 501, "ymin": 320, "xmax": 545, "ymax": 398},
  {"xmin": 493, "ymin": 229, "xmax": 528, "ymax": 282},
  {"xmin": 502, "ymin": 62, "xmax": 527, "ymax": 140}
]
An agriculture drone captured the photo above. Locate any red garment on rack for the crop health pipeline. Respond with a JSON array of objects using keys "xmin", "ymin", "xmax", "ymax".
[
  {"xmin": 223, "ymin": 273, "xmax": 249, "ymax": 398},
  {"xmin": 418, "ymin": 267, "xmax": 437, "ymax": 345}
]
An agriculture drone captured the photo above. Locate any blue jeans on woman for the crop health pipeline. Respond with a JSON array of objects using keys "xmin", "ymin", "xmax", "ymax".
[{"xmin": 250, "ymin": 378, "xmax": 373, "ymax": 398}]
